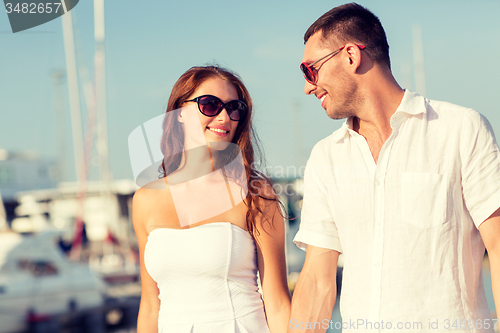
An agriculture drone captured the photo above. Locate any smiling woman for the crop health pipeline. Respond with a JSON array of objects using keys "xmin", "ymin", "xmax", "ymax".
[{"xmin": 132, "ymin": 65, "xmax": 291, "ymax": 333}]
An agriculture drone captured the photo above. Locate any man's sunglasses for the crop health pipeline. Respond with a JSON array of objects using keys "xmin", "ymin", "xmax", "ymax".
[
  {"xmin": 300, "ymin": 44, "xmax": 365, "ymax": 84},
  {"xmin": 185, "ymin": 95, "xmax": 247, "ymax": 121}
]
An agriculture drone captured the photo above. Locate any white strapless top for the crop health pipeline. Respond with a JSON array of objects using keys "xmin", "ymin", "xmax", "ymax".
[{"xmin": 144, "ymin": 222, "xmax": 270, "ymax": 333}]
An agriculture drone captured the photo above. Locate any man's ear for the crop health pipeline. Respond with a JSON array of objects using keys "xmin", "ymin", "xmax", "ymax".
[{"xmin": 345, "ymin": 43, "xmax": 362, "ymax": 73}]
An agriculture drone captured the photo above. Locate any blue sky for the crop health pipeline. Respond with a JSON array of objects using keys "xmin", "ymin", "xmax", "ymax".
[{"xmin": 1, "ymin": 0, "xmax": 499, "ymax": 182}]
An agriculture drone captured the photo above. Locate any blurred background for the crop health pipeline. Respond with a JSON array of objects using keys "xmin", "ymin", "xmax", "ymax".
[{"xmin": 0, "ymin": 0, "xmax": 499, "ymax": 332}]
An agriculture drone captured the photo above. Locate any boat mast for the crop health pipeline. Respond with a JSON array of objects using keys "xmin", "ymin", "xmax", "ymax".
[
  {"xmin": 412, "ymin": 23, "xmax": 426, "ymax": 97},
  {"xmin": 94, "ymin": 0, "xmax": 122, "ymax": 254},
  {"xmin": 51, "ymin": 70, "xmax": 67, "ymax": 182},
  {"xmin": 61, "ymin": 7, "xmax": 83, "ymax": 181}
]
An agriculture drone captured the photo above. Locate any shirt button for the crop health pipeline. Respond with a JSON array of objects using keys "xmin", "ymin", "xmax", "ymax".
[{"xmin": 375, "ymin": 180, "xmax": 380, "ymax": 186}]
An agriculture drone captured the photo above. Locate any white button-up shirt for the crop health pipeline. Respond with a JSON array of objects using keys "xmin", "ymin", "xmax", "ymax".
[{"xmin": 294, "ymin": 90, "xmax": 500, "ymax": 332}]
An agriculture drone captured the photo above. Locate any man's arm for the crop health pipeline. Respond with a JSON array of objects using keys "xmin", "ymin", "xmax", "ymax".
[
  {"xmin": 288, "ymin": 245, "xmax": 339, "ymax": 333},
  {"xmin": 478, "ymin": 207, "xmax": 500, "ymax": 319}
]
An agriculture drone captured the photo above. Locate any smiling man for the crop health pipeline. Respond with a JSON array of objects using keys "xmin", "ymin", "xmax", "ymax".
[{"xmin": 290, "ymin": 3, "xmax": 500, "ymax": 333}]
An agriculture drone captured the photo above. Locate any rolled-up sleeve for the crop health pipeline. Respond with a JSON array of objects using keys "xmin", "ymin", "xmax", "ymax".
[
  {"xmin": 293, "ymin": 143, "xmax": 342, "ymax": 253},
  {"xmin": 460, "ymin": 109, "xmax": 500, "ymax": 228}
]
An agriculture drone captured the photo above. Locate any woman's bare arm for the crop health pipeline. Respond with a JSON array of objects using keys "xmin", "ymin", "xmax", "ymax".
[
  {"xmin": 133, "ymin": 188, "xmax": 160, "ymax": 333},
  {"xmin": 255, "ymin": 184, "xmax": 291, "ymax": 333}
]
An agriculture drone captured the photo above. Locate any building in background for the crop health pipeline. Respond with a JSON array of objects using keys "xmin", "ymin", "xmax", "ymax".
[{"xmin": 0, "ymin": 149, "xmax": 59, "ymax": 223}]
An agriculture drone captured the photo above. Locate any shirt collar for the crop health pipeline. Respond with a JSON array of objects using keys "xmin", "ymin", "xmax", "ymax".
[
  {"xmin": 331, "ymin": 118, "xmax": 354, "ymax": 143},
  {"xmin": 394, "ymin": 89, "xmax": 427, "ymax": 116},
  {"xmin": 331, "ymin": 90, "xmax": 427, "ymax": 143}
]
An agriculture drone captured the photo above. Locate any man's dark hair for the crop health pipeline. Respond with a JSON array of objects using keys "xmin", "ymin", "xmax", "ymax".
[{"xmin": 304, "ymin": 3, "xmax": 391, "ymax": 69}]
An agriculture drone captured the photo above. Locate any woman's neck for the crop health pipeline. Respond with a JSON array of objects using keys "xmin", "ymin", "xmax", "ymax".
[{"xmin": 168, "ymin": 145, "xmax": 213, "ymax": 184}]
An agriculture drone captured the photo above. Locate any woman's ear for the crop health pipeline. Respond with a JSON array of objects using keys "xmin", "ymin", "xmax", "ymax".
[{"xmin": 177, "ymin": 110, "xmax": 185, "ymax": 123}]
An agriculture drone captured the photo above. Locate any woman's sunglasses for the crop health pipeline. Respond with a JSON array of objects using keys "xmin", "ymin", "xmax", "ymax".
[{"xmin": 185, "ymin": 95, "xmax": 247, "ymax": 121}]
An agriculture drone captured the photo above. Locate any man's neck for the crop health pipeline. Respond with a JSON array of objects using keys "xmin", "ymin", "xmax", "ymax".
[
  {"xmin": 354, "ymin": 73, "xmax": 404, "ymax": 138},
  {"xmin": 352, "ymin": 72, "xmax": 405, "ymax": 163}
]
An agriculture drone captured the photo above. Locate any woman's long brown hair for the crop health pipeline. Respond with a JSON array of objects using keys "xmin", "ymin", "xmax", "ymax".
[{"xmin": 159, "ymin": 65, "xmax": 280, "ymax": 237}]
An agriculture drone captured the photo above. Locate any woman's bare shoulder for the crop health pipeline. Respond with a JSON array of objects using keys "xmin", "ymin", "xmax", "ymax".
[
  {"xmin": 132, "ymin": 178, "xmax": 180, "ymax": 230},
  {"xmin": 133, "ymin": 178, "xmax": 169, "ymax": 204}
]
